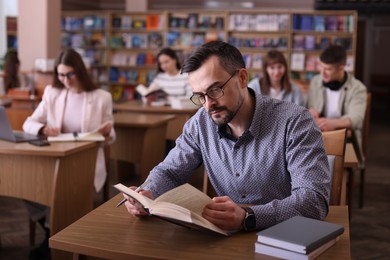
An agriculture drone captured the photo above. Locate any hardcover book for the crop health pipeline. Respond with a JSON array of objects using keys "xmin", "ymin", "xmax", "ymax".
[
  {"xmin": 114, "ymin": 183, "xmax": 229, "ymax": 236},
  {"xmin": 256, "ymin": 216, "xmax": 344, "ymax": 254},
  {"xmin": 255, "ymin": 237, "xmax": 340, "ymax": 260}
]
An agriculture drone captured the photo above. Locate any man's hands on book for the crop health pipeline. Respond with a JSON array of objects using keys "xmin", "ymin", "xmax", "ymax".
[
  {"xmin": 202, "ymin": 196, "xmax": 246, "ymax": 231},
  {"xmin": 123, "ymin": 187, "xmax": 153, "ymax": 217}
]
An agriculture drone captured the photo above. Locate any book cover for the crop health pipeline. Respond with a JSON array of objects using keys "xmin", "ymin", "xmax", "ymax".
[
  {"xmin": 300, "ymin": 15, "xmax": 313, "ymax": 31},
  {"xmin": 305, "ymin": 35, "xmax": 316, "ymax": 50},
  {"xmin": 290, "ymin": 53, "xmax": 305, "ymax": 71},
  {"xmin": 256, "ymin": 216, "xmax": 344, "ymax": 254},
  {"xmin": 313, "ymin": 15, "xmax": 325, "ymax": 32},
  {"xmin": 114, "ymin": 183, "xmax": 228, "ymax": 236},
  {"xmin": 325, "ymin": 16, "xmax": 338, "ymax": 32},
  {"xmin": 146, "ymin": 14, "xmax": 161, "ymax": 29},
  {"xmin": 255, "ymin": 237, "xmax": 340, "ymax": 260},
  {"xmin": 293, "ymin": 35, "xmax": 305, "ymax": 50}
]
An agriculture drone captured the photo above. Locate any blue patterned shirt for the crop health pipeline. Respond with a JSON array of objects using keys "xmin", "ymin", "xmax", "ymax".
[{"xmin": 146, "ymin": 89, "xmax": 330, "ymax": 229}]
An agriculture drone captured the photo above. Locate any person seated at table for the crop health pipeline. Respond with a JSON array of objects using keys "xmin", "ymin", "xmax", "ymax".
[
  {"xmin": 307, "ymin": 45, "xmax": 367, "ymax": 161},
  {"xmin": 248, "ymin": 50, "xmax": 305, "ymax": 106},
  {"xmin": 22, "ymin": 48, "xmax": 116, "ymax": 259},
  {"xmin": 122, "ymin": 41, "xmax": 330, "ymax": 232},
  {"xmin": 23, "ymin": 48, "xmax": 116, "ymax": 192},
  {"xmin": 0, "ymin": 49, "xmax": 34, "ymax": 95},
  {"xmin": 144, "ymin": 47, "xmax": 191, "ymax": 102}
]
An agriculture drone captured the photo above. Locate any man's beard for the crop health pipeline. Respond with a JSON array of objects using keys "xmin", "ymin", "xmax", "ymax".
[{"xmin": 208, "ymin": 106, "xmax": 235, "ymax": 126}]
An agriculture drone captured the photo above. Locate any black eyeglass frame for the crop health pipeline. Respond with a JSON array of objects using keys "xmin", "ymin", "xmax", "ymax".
[
  {"xmin": 190, "ymin": 70, "xmax": 239, "ymax": 106},
  {"xmin": 58, "ymin": 71, "xmax": 76, "ymax": 80}
]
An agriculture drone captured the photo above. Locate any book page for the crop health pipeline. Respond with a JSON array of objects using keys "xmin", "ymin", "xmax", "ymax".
[
  {"xmin": 136, "ymin": 82, "xmax": 161, "ymax": 97},
  {"xmin": 113, "ymin": 183, "xmax": 153, "ymax": 208},
  {"xmin": 152, "ymin": 183, "xmax": 212, "ymax": 216},
  {"xmin": 47, "ymin": 132, "xmax": 104, "ymax": 142},
  {"xmin": 150, "ymin": 201, "xmax": 228, "ymax": 236}
]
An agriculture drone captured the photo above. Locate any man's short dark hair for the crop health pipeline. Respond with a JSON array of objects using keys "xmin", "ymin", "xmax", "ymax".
[
  {"xmin": 181, "ymin": 41, "xmax": 245, "ymax": 75},
  {"xmin": 319, "ymin": 45, "xmax": 347, "ymax": 66}
]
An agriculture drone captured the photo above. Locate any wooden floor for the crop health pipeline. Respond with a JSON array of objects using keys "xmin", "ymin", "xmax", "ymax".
[{"xmin": 1, "ymin": 121, "xmax": 389, "ymax": 260}]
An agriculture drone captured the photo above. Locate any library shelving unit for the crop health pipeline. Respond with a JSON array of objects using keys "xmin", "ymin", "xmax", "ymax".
[
  {"xmin": 60, "ymin": 10, "xmax": 357, "ymax": 102},
  {"xmin": 289, "ymin": 10, "xmax": 357, "ymax": 81},
  {"xmin": 61, "ymin": 11, "xmax": 110, "ymax": 90},
  {"xmin": 227, "ymin": 10, "xmax": 291, "ymax": 81},
  {"xmin": 108, "ymin": 11, "xmax": 165, "ymax": 101},
  {"xmin": 165, "ymin": 11, "xmax": 227, "ymax": 60}
]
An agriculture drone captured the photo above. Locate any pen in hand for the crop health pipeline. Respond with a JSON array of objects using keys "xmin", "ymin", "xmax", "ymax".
[{"xmin": 115, "ymin": 179, "xmax": 151, "ymax": 208}]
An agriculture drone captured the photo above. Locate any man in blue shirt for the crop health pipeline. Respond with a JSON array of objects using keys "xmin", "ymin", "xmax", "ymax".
[{"xmin": 124, "ymin": 41, "xmax": 330, "ymax": 232}]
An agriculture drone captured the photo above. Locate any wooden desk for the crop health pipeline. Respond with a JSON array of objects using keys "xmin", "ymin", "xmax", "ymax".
[
  {"xmin": 113, "ymin": 101, "xmax": 198, "ymax": 141},
  {"xmin": 111, "ymin": 113, "xmax": 176, "ymax": 181},
  {"xmin": 50, "ymin": 195, "xmax": 350, "ymax": 260},
  {"xmin": 0, "ymin": 98, "xmax": 12, "ymax": 107},
  {"xmin": 0, "ymin": 140, "xmax": 98, "ymax": 259}
]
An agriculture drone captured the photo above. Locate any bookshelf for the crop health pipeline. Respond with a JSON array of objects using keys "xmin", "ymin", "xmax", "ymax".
[
  {"xmin": 109, "ymin": 11, "xmax": 165, "ymax": 102},
  {"xmin": 289, "ymin": 10, "xmax": 357, "ymax": 81},
  {"xmin": 227, "ymin": 11, "xmax": 291, "ymax": 81},
  {"xmin": 61, "ymin": 11, "xmax": 110, "ymax": 91},
  {"xmin": 61, "ymin": 10, "xmax": 357, "ymax": 101}
]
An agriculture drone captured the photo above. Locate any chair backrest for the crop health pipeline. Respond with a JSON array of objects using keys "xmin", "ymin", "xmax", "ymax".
[
  {"xmin": 362, "ymin": 92, "xmax": 372, "ymax": 159},
  {"xmin": 322, "ymin": 129, "xmax": 347, "ymax": 205}
]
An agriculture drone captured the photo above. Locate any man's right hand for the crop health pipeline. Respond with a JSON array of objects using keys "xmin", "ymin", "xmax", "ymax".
[{"xmin": 123, "ymin": 188, "xmax": 153, "ymax": 217}]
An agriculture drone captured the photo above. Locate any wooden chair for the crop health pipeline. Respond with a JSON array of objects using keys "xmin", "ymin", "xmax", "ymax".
[
  {"xmin": 356, "ymin": 92, "xmax": 372, "ymax": 208},
  {"xmin": 322, "ymin": 129, "xmax": 348, "ymax": 206}
]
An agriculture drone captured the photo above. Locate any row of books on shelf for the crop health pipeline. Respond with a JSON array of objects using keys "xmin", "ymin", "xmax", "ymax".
[
  {"xmin": 90, "ymin": 67, "xmax": 108, "ymax": 83},
  {"xmin": 229, "ymin": 14, "xmax": 289, "ymax": 31},
  {"xmin": 293, "ymin": 35, "xmax": 352, "ymax": 51},
  {"xmin": 62, "ymin": 32, "xmax": 106, "ymax": 48},
  {"xmin": 242, "ymin": 53, "xmax": 264, "ymax": 70},
  {"xmin": 228, "ymin": 36, "xmax": 288, "ymax": 50},
  {"xmin": 111, "ymin": 52, "xmax": 155, "ymax": 66},
  {"xmin": 62, "ymin": 16, "xmax": 106, "ymax": 31},
  {"xmin": 169, "ymin": 14, "xmax": 224, "ymax": 29},
  {"xmin": 110, "ymin": 33, "xmax": 163, "ymax": 49},
  {"xmin": 293, "ymin": 14, "xmax": 354, "ymax": 33},
  {"xmin": 290, "ymin": 53, "xmax": 354, "ymax": 72},
  {"xmin": 111, "ymin": 85, "xmax": 136, "ymax": 102},
  {"xmin": 77, "ymin": 48, "xmax": 107, "ymax": 65},
  {"xmin": 255, "ymin": 216, "xmax": 344, "ymax": 259},
  {"xmin": 166, "ymin": 31, "xmax": 224, "ymax": 48},
  {"xmin": 109, "ymin": 67, "xmax": 156, "ymax": 85},
  {"xmin": 111, "ymin": 14, "xmax": 164, "ymax": 30}
]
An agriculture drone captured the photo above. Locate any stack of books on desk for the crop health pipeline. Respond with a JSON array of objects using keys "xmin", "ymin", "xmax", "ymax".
[{"xmin": 255, "ymin": 216, "xmax": 344, "ymax": 260}]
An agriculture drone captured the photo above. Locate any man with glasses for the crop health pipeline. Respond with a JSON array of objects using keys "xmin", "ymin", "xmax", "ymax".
[{"xmin": 124, "ymin": 41, "xmax": 330, "ymax": 232}]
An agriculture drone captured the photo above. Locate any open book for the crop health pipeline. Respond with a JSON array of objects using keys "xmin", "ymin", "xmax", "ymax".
[
  {"xmin": 136, "ymin": 83, "xmax": 167, "ymax": 98},
  {"xmin": 114, "ymin": 183, "xmax": 229, "ymax": 236},
  {"xmin": 47, "ymin": 132, "xmax": 105, "ymax": 142}
]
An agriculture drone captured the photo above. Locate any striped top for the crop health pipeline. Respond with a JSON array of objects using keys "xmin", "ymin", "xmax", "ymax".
[{"xmin": 150, "ymin": 72, "xmax": 192, "ymax": 98}]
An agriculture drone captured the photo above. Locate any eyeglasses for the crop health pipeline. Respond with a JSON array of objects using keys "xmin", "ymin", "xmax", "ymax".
[
  {"xmin": 58, "ymin": 71, "xmax": 76, "ymax": 80},
  {"xmin": 190, "ymin": 70, "xmax": 238, "ymax": 106}
]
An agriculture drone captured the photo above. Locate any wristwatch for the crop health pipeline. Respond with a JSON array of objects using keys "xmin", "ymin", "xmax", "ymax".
[{"xmin": 241, "ymin": 207, "xmax": 256, "ymax": 231}]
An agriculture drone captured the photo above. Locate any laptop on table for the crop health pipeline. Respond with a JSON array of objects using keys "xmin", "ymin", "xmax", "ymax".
[{"xmin": 0, "ymin": 106, "xmax": 42, "ymax": 143}]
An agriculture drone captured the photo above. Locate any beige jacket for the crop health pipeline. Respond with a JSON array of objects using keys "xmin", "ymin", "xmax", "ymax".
[{"xmin": 308, "ymin": 73, "xmax": 367, "ymax": 161}]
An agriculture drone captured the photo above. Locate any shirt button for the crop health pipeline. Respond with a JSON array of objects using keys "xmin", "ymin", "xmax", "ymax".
[
  {"xmin": 242, "ymin": 195, "xmax": 246, "ymax": 199},
  {"xmin": 236, "ymin": 173, "xmax": 240, "ymax": 177}
]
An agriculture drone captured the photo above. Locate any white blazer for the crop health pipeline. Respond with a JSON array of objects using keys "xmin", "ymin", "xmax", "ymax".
[{"xmin": 23, "ymin": 85, "xmax": 116, "ymax": 191}]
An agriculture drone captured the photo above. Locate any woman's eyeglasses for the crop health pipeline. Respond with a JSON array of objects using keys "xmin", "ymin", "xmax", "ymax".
[
  {"xmin": 58, "ymin": 71, "xmax": 76, "ymax": 80},
  {"xmin": 190, "ymin": 70, "xmax": 238, "ymax": 106}
]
